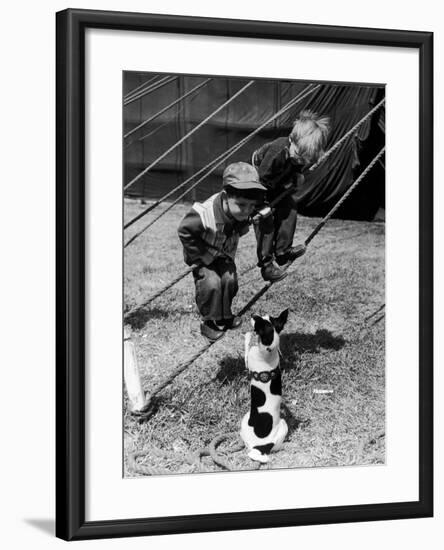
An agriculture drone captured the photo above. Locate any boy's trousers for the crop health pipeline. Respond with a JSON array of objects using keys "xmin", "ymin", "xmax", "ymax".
[
  {"xmin": 192, "ymin": 257, "xmax": 238, "ymax": 321},
  {"xmin": 254, "ymin": 200, "xmax": 298, "ymax": 265}
]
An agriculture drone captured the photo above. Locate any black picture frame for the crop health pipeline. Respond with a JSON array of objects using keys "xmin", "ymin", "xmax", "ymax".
[{"xmin": 56, "ymin": 8, "xmax": 433, "ymax": 541}]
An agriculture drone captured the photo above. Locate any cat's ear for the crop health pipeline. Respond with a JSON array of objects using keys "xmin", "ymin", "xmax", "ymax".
[{"xmin": 270, "ymin": 309, "xmax": 289, "ymax": 333}]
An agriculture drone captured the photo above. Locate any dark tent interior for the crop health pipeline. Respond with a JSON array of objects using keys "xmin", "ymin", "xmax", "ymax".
[{"xmin": 123, "ymin": 73, "xmax": 385, "ymax": 221}]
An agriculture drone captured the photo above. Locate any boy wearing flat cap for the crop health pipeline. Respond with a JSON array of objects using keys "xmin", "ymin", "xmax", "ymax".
[{"xmin": 178, "ymin": 161, "xmax": 275, "ymax": 341}]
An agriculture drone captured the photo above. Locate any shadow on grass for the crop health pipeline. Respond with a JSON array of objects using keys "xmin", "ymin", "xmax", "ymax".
[
  {"xmin": 215, "ymin": 355, "xmax": 245, "ymax": 384},
  {"xmin": 280, "ymin": 330, "xmax": 345, "ymax": 368},
  {"xmin": 126, "ymin": 305, "xmax": 195, "ymax": 330},
  {"xmin": 215, "ymin": 329, "xmax": 344, "ymax": 381},
  {"xmin": 124, "ymin": 306, "xmax": 171, "ymax": 330},
  {"xmin": 281, "ymin": 402, "xmax": 310, "ymax": 435}
]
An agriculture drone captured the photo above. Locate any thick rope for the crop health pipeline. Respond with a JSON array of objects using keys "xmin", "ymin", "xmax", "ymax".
[
  {"xmin": 123, "ymin": 76, "xmax": 178, "ymax": 106},
  {"xmin": 127, "ymin": 432, "xmax": 250, "ymax": 475},
  {"xmin": 123, "ymin": 76, "xmax": 176, "ymax": 105},
  {"xmin": 124, "ymin": 148, "xmax": 385, "ymax": 340},
  {"xmin": 124, "ymin": 81, "xmax": 255, "ymax": 192},
  {"xmin": 131, "ymin": 151, "xmax": 383, "ymax": 420},
  {"xmin": 128, "ymin": 427, "xmax": 385, "ymax": 474},
  {"xmin": 124, "ymin": 90, "xmax": 320, "ymax": 244},
  {"xmin": 125, "ymin": 97, "xmax": 192, "ymax": 149},
  {"xmin": 307, "ymin": 98, "xmax": 385, "ymax": 174},
  {"xmin": 124, "ymin": 267, "xmax": 193, "ymax": 321},
  {"xmin": 124, "ymin": 93, "xmax": 383, "ymax": 230},
  {"xmin": 365, "ymin": 303, "xmax": 385, "ymax": 322},
  {"xmin": 124, "ymin": 77, "xmax": 165, "ymax": 104},
  {"xmin": 124, "ymin": 78, "xmax": 212, "ymax": 140},
  {"xmin": 304, "ymin": 146, "xmax": 385, "ymax": 246},
  {"xmin": 124, "ymin": 75, "xmax": 170, "ymax": 101},
  {"xmin": 127, "ymin": 446, "xmax": 210, "ymax": 476},
  {"xmin": 132, "ymin": 370, "xmax": 385, "ymax": 473},
  {"xmin": 133, "ymin": 282, "xmax": 275, "ymax": 421},
  {"xmin": 124, "ymin": 84, "xmax": 319, "ymax": 231},
  {"xmin": 123, "ymin": 75, "xmax": 162, "ymax": 102},
  {"xmin": 370, "ymin": 313, "xmax": 385, "ymax": 326},
  {"xmin": 208, "ymin": 432, "xmax": 246, "ymax": 471},
  {"xmin": 124, "ymin": 249, "xmax": 255, "ymax": 321},
  {"xmin": 124, "ymin": 143, "xmax": 383, "ymax": 313},
  {"xmin": 127, "ymin": 449, "xmax": 176, "ymax": 476},
  {"xmin": 133, "ymin": 339, "xmax": 219, "ymax": 419},
  {"xmin": 123, "ymin": 91, "xmax": 383, "ymax": 244}
]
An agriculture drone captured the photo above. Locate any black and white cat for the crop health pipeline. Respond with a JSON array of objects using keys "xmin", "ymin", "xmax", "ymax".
[{"xmin": 240, "ymin": 309, "xmax": 289, "ymax": 463}]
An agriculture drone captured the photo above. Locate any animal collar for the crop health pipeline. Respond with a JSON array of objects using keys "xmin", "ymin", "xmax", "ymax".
[{"xmin": 249, "ymin": 365, "xmax": 280, "ymax": 383}]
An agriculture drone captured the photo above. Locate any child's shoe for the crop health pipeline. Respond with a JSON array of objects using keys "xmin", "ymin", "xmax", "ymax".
[
  {"xmin": 275, "ymin": 244, "xmax": 306, "ymax": 266},
  {"xmin": 200, "ymin": 320, "xmax": 225, "ymax": 342},
  {"xmin": 223, "ymin": 316, "xmax": 242, "ymax": 330},
  {"xmin": 261, "ymin": 262, "xmax": 287, "ymax": 282}
]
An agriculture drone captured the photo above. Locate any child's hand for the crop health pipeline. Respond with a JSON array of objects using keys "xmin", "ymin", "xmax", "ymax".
[{"xmin": 295, "ymin": 173, "xmax": 305, "ymax": 185}]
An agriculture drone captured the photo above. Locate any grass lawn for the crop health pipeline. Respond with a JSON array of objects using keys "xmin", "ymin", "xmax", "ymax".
[{"xmin": 123, "ymin": 199, "xmax": 385, "ymax": 476}]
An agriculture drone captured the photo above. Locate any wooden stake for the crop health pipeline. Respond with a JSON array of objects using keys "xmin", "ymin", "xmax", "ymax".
[{"xmin": 124, "ymin": 327, "xmax": 147, "ymax": 412}]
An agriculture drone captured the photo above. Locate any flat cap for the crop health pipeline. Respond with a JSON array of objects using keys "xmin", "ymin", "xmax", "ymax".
[{"xmin": 222, "ymin": 162, "xmax": 266, "ymax": 191}]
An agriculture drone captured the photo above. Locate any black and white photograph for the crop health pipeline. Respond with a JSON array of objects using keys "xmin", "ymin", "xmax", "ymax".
[
  {"xmin": 123, "ymin": 73, "xmax": 386, "ymax": 476},
  {"xmin": 1, "ymin": 0, "xmax": 439, "ymax": 545}
]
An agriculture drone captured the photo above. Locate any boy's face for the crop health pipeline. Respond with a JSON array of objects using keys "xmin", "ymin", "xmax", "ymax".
[
  {"xmin": 226, "ymin": 196, "xmax": 258, "ymax": 222},
  {"xmin": 288, "ymin": 140, "xmax": 309, "ymax": 166}
]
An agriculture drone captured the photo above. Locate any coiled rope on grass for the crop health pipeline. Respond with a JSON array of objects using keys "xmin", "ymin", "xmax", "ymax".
[
  {"xmin": 127, "ymin": 297, "xmax": 386, "ymax": 475},
  {"xmin": 127, "ymin": 431, "xmax": 255, "ymax": 476}
]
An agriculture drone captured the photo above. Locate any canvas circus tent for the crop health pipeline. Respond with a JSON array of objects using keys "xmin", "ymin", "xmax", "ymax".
[{"xmin": 123, "ymin": 73, "xmax": 385, "ymax": 221}]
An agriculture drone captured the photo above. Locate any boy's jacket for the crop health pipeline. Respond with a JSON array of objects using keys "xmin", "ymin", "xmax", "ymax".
[
  {"xmin": 178, "ymin": 192, "xmax": 249, "ymax": 266},
  {"xmin": 253, "ymin": 137, "xmax": 304, "ymax": 201}
]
